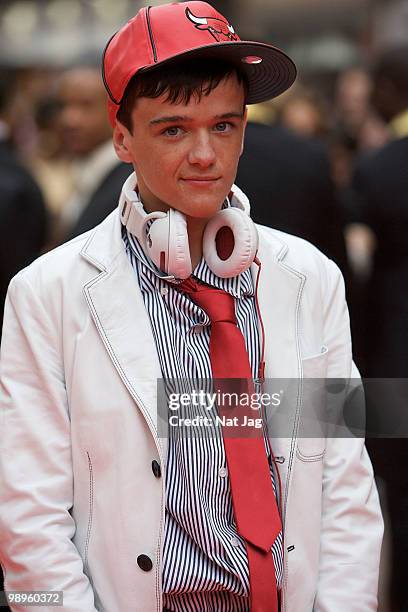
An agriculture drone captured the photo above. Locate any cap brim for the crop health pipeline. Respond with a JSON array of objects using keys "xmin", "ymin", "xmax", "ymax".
[{"xmin": 139, "ymin": 41, "xmax": 297, "ymax": 103}]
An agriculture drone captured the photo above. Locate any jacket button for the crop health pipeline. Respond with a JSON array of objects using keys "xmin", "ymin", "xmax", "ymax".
[
  {"xmin": 152, "ymin": 459, "xmax": 161, "ymax": 478},
  {"xmin": 137, "ymin": 554, "xmax": 153, "ymax": 571}
]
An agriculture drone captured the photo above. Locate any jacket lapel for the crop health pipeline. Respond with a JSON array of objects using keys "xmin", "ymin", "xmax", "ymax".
[
  {"xmin": 251, "ymin": 227, "xmax": 305, "ymax": 515},
  {"xmin": 80, "ymin": 211, "xmax": 168, "ymax": 463}
]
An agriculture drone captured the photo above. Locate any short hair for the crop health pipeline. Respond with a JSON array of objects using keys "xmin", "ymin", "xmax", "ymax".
[{"xmin": 116, "ymin": 58, "xmax": 248, "ymax": 132}]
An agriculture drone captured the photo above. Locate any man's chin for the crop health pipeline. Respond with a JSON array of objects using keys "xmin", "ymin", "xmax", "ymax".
[
  {"xmin": 177, "ymin": 191, "xmax": 230, "ymax": 218},
  {"xmin": 179, "ymin": 201, "xmax": 226, "ymax": 221}
]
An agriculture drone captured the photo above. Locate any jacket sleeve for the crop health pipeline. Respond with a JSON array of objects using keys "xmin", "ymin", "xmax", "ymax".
[
  {"xmin": 314, "ymin": 258, "xmax": 384, "ymax": 611},
  {"xmin": 0, "ymin": 272, "xmax": 97, "ymax": 612}
]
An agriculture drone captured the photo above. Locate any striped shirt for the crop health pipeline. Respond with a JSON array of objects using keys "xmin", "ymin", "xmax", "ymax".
[{"xmin": 122, "ymin": 221, "xmax": 283, "ymax": 611}]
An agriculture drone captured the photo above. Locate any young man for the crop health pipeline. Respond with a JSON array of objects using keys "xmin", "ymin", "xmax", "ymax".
[{"xmin": 0, "ymin": 2, "xmax": 383, "ymax": 611}]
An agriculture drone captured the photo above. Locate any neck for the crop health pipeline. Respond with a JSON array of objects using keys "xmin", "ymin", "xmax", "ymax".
[{"xmin": 186, "ymin": 217, "xmax": 209, "ymax": 271}]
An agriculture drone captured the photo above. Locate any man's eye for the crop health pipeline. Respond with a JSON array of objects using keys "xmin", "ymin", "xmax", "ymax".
[
  {"xmin": 164, "ymin": 126, "xmax": 182, "ymax": 137},
  {"xmin": 214, "ymin": 122, "xmax": 232, "ymax": 132}
]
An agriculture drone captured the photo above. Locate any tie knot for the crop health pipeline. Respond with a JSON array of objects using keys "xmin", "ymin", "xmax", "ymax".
[{"xmin": 176, "ymin": 277, "xmax": 236, "ymax": 324}]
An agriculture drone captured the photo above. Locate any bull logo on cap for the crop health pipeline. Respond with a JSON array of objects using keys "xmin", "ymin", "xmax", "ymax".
[{"xmin": 185, "ymin": 7, "xmax": 239, "ymax": 42}]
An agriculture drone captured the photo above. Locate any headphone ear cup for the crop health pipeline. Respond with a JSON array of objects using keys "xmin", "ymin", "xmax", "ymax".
[
  {"xmin": 145, "ymin": 214, "xmax": 171, "ymax": 273},
  {"xmin": 146, "ymin": 210, "xmax": 192, "ymax": 278},
  {"xmin": 167, "ymin": 209, "xmax": 192, "ymax": 279},
  {"xmin": 203, "ymin": 208, "xmax": 258, "ymax": 278}
]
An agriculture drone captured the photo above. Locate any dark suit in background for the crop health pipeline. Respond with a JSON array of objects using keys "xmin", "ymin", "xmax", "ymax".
[
  {"xmin": 352, "ymin": 137, "xmax": 408, "ymax": 378},
  {"xmin": 352, "ymin": 136, "xmax": 408, "ymax": 612},
  {"xmin": 237, "ymin": 122, "xmax": 349, "ymax": 274},
  {"xmin": 0, "ymin": 140, "xmax": 48, "ymax": 337}
]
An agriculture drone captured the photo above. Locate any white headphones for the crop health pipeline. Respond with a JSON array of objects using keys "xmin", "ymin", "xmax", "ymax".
[{"xmin": 119, "ymin": 172, "xmax": 258, "ymax": 280}]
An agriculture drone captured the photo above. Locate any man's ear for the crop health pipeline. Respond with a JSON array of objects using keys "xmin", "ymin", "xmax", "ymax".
[
  {"xmin": 240, "ymin": 106, "xmax": 248, "ymax": 156},
  {"xmin": 112, "ymin": 120, "xmax": 133, "ymax": 163}
]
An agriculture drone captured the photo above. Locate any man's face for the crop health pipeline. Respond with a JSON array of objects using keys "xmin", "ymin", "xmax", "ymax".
[
  {"xmin": 113, "ymin": 74, "xmax": 247, "ymax": 219},
  {"xmin": 57, "ymin": 68, "xmax": 112, "ymax": 157}
]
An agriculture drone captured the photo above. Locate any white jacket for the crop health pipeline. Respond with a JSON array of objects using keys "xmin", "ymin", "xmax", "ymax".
[{"xmin": 0, "ymin": 186, "xmax": 383, "ymax": 611}]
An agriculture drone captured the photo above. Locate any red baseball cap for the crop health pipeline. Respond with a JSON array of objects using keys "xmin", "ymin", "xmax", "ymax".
[{"xmin": 102, "ymin": 1, "xmax": 297, "ymax": 126}]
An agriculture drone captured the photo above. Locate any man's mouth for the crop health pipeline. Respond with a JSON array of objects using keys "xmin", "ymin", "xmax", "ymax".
[
  {"xmin": 181, "ymin": 176, "xmax": 221, "ymax": 184},
  {"xmin": 181, "ymin": 176, "xmax": 221, "ymax": 181}
]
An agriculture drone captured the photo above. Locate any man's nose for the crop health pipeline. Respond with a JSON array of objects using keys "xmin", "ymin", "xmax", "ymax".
[{"xmin": 187, "ymin": 132, "xmax": 216, "ymax": 167}]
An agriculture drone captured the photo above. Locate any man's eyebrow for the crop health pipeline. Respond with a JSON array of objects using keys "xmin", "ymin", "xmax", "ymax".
[
  {"xmin": 149, "ymin": 111, "xmax": 245, "ymax": 125},
  {"xmin": 214, "ymin": 112, "xmax": 245, "ymax": 120},
  {"xmin": 150, "ymin": 115, "xmax": 190, "ymax": 125}
]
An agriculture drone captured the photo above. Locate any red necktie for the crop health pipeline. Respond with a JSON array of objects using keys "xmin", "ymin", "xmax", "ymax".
[{"xmin": 177, "ymin": 277, "xmax": 282, "ymax": 612}]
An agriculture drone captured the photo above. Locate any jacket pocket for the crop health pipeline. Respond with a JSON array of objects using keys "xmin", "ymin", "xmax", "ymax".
[
  {"xmin": 297, "ymin": 346, "xmax": 329, "ymax": 459},
  {"xmin": 301, "ymin": 345, "xmax": 329, "ymax": 378}
]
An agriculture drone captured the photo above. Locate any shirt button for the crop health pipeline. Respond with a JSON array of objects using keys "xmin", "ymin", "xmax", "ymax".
[
  {"xmin": 160, "ymin": 287, "xmax": 168, "ymax": 297},
  {"xmin": 151, "ymin": 460, "xmax": 161, "ymax": 478},
  {"xmin": 137, "ymin": 554, "xmax": 153, "ymax": 571},
  {"xmin": 218, "ymin": 467, "xmax": 227, "ymax": 478},
  {"xmin": 230, "ymin": 536, "xmax": 241, "ymax": 548},
  {"xmin": 193, "ymin": 325, "xmax": 202, "ymax": 333}
]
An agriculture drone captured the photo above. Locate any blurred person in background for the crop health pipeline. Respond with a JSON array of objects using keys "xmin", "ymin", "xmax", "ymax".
[
  {"xmin": 56, "ymin": 66, "xmax": 132, "ymax": 242},
  {"xmin": 334, "ymin": 68, "xmax": 374, "ymax": 144},
  {"xmin": 0, "ymin": 69, "xmax": 47, "ymax": 339},
  {"xmin": 330, "ymin": 67, "xmax": 389, "ymax": 222},
  {"xmin": 352, "ymin": 46, "xmax": 408, "ymax": 378},
  {"xmin": 328, "ymin": 67, "xmax": 389, "ymax": 372},
  {"xmin": 330, "ymin": 66, "xmax": 389, "ymax": 202},
  {"xmin": 279, "ymin": 87, "xmax": 328, "ymax": 139},
  {"xmin": 330, "ymin": 66, "xmax": 389, "ymax": 223},
  {"xmin": 351, "ymin": 45, "xmax": 408, "ymax": 612},
  {"xmin": 28, "ymin": 96, "xmax": 75, "ymax": 244},
  {"xmin": 236, "ymin": 100, "xmax": 349, "ymax": 276}
]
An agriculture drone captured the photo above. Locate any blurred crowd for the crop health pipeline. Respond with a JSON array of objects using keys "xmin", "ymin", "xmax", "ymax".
[
  {"xmin": 0, "ymin": 43, "xmax": 407, "ymax": 611},
  {"xmin": 1, "ymin": 51, "xmax": 404, "ymax": 372}
]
